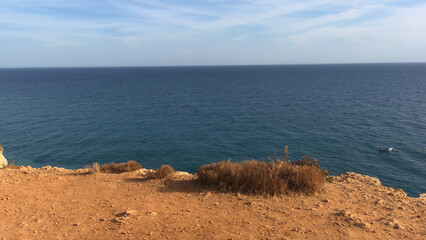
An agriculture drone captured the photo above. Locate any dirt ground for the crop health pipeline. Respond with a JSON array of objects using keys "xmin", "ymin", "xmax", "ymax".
[{"xmin": 0, "ymin": 166, "xmax": 425, "ymax": 240}]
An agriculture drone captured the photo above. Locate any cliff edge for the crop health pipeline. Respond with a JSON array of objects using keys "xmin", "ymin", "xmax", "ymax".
[{"xmin": 0, "ymin": 166, "xmax": 424, "ymax": 239}]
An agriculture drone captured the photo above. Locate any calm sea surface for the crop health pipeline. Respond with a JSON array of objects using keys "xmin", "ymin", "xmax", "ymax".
[{"xmin": 0, "ymin": 64, "xmax": 425, "ymax": 196}]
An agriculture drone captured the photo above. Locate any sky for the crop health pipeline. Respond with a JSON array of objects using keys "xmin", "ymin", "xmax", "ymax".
[{"xmin": 0, "ymin": 0, "xmax": 425, "ymax": 67}]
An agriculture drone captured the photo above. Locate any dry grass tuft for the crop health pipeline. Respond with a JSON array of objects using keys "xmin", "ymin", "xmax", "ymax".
[
  {"xmin": 86, "ymin": 162, "xmax": 101, "ymax": 174},
  {"xmin": 196, "ymin": 160, "xmax": 325, "ymax": 196},
  {"xmin": 101, "ymin": 160, "xmax": 142, "ymax": 173}
]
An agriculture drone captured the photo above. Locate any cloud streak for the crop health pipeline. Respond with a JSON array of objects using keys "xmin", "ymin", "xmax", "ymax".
[{"xmin": 0, "ymin": 0, "xmax": 425, "ymax": 67}]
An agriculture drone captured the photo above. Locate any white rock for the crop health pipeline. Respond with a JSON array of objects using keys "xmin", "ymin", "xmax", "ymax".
[{"xmin": 0, "ymin": 151, "xmax": 8, "ymax": 169}]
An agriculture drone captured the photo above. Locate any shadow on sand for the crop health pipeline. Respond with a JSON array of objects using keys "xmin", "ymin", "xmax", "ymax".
[{"xmin": 124, "ymin": 177, "xmax": 202, "ymax": 194}]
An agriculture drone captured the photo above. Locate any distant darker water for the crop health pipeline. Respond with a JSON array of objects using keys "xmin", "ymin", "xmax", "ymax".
[{"xmin": 0, "ymin": 63, "xmax": 425, "ymax": 196}]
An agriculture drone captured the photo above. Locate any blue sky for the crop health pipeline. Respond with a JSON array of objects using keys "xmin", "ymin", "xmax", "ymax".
[{"xmin": 0, "ymin": 0, "xmax": 425, "ymax": 67}]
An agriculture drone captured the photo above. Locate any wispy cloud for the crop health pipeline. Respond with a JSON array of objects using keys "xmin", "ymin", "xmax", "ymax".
[{"xmin": 0, "ymin": 0, "xmax": 425, "ymax": 67}]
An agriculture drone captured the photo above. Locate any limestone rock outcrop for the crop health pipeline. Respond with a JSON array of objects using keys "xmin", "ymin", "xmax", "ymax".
[
  {"xmin": 0, "ymin": 144, "xmax": 7, "ymax": 168},
  {"xmin": 335, "ymin": 172, "xmax": 381, "ymax": 186}
]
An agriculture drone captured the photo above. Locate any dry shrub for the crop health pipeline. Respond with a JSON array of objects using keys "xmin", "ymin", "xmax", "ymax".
[
  {"xmin": 101, "ymin": 160, "xmax": 142, "ymax": 173},
  {"xmin": 196, "ymin": 160, "xmax": 325, "ymax": 195},
  {"xmin": 292, "ymin": 155, "xmax": 333, "ymax": 183},
  {"xmin": 86, "ymin": 162, "xmax": 100, "ymax": 174},
  {"xmin": 149, "ymin": 165, "xmax": 175, "ymax": 179}
]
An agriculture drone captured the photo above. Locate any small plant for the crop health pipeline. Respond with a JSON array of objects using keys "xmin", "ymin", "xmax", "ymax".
[
  {"xmin": 268, "ymin": 145, "xmax": 290, "ymax": 163},
  {"xmin": 86, "ymin": 162, "xmax": 100, "ymax": 174},
  {"xmin": 101, "ymin": 160, "xmax": 142, "ymax": 173},
  {"xmin": 6, "ymin": 160, "xmax": 20, "ymax": 169},
  {"xmin": 153, "ymin": 165, "xmax": 175, "ymax": 179},
  {"xmin": 284, "ymin": 145, "xmax": 290, "ymax": 162}
]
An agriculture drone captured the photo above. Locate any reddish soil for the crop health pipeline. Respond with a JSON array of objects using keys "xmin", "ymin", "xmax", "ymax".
[{"xmin": 0, "ymin": 166, "xmax": 425, "ymax": 239}]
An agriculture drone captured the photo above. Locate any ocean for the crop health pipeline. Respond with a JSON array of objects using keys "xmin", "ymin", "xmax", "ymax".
[{"xmin": 0, "ymin": 63, "xmax": 425, "ymax": 196}]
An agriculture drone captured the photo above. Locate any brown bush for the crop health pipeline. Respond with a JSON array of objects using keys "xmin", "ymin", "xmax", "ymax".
[
  {"xmin": 196, "ymin": 160, "xmax": 325, "ymax": 195},
  {"xmin": 101, "ymin": 160, "xmax": 142, "ymax": 173},
  {"xmin": 149, "ymin": 165, "xmax": 175, "ymax": 179},
  {"xmin": 292, "ymin": 155, "xmax": 333, "ymax": 183}
]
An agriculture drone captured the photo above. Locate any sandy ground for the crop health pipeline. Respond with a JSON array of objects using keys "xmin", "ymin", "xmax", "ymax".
[{"xmin": 0, "ymin": 166, "xmax": 425, "ymax": 240}]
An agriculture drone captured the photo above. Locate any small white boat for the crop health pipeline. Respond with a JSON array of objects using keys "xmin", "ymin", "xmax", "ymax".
[{"xmin": 379, "ymin": 147, "xmax": 393, "ymax": 152}]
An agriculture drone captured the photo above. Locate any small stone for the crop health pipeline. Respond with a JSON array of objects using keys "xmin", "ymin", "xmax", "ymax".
[
  {"xmin": 112, "ymin": 218, "xmax": 124, "ymax": 224},
  {"xmin": 125, "ymin": 210, "xmax": 138, "ymax": 216},
  {"xmin": 385, "ymin": 219, "xmax": 404, "ymax": 230},
  {"xmin": 394, "ymin": 224, "xmax": 404, "ymax": 230},
  {"xmin": 115, "ymin": 210, "xmax": 138, "ymax": 217},
  {"xmin": 149, "ymin": 211, "xmax": 157, "ymax": 216},
  {"xmin": 18, "ymin": 222, "xmax": 28, "ymax": 228},
  {"xmin": 204, "ymin": 192, "xmax": 212, "ymax": 198}
]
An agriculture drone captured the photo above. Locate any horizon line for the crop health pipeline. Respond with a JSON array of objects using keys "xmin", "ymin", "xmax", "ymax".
[{"xmin": 1, "ymin": 61, "xmax": 425, "ymax": 70}]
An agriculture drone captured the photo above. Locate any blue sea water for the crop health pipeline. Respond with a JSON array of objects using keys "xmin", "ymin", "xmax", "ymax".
[{"xmin": 0, "ymin": 63, "xmax": 425, "ymax": 196}]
